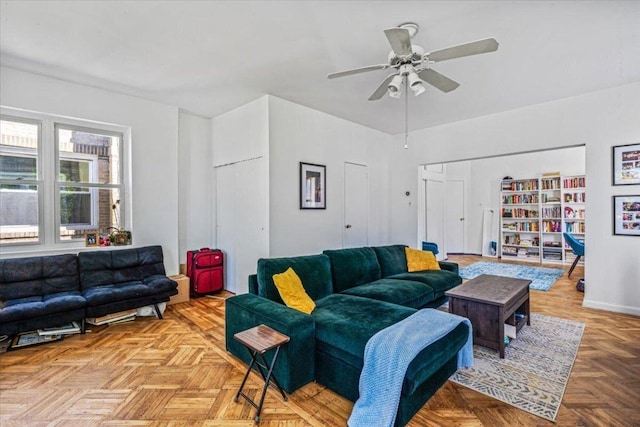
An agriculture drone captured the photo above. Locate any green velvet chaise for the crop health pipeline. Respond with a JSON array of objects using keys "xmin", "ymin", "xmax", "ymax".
[{"xmin": 225, "ymin": 244, "xmax": 467, "ymax": 427}]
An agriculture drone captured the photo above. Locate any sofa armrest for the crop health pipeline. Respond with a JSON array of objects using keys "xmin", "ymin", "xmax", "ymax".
[
  {"xmin": 225, "ymin": 293, "xmax": 315, "ymax": 393},
  {"xmin": 438, "ymin": 261, "xmax": 459, "ymax": 275},
  {"xmin": 248, "ymin": 274, "xmax": 259, "ymax": 295}
]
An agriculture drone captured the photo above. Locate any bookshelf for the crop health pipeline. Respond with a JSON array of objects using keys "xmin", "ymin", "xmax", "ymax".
[
  {"xmin": 500, "ymin": 178, "xmax": 541, "ymax": 262},
  {"xmin": 499, "ymin": 175, "xmax": 585, "ymax": 265},
  {"xmin": 562, "ymin": 175, "xmax": 586, "ymax": 267},
  {"xmin": 540, "ymin": 176, "xmax": 563, "ymax": 263}
]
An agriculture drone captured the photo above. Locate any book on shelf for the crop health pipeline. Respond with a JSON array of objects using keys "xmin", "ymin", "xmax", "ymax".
[
  {"xmin": 86, "ymin": 309, "xmax": 137, "ymax": 326},
  {"xmin": 37, "ymin": 321, "xmax": 81, "ymax": 336}
]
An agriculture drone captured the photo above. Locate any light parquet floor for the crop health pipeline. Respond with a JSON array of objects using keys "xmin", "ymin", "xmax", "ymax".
[{"xmin": 1, "ymin": 256, "xmax": 639, "ymax": 426}]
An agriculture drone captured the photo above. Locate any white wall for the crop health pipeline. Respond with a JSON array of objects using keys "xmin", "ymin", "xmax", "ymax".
[
  {"xmin": 392, "ymin": 83, "xmax": 640, "ymax": 316},
  {"xmin": 268, "ymin": 97, "xmax": 392, "ymax": 257},
  {"xmin": 0, "ymin": 66, "xmax": 181, "ymax": 275},
  {"xmin": 178, "ymin": 111, "xmax": 213, "ymax": 264}
]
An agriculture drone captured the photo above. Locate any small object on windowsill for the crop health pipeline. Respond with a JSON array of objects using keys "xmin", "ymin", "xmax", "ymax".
[{"xmin": 107, "ymin": 227, "xmax": 132, "ymax": 246}]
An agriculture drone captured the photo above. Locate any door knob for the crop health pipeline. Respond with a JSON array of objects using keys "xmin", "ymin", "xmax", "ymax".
[
  {"xmin": 345, "ymin": 224, "xmax": 352, "ymax": 229},
  {"xmin": 460, "ymin": 217, "xmax": 464, "ymax": 221}
]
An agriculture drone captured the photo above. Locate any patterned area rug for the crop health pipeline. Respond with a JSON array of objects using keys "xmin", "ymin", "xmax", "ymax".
[
  {"xmin": 450, "ymin": 313, "xmax": 585, "ymax": 421},
  {"xmin": 459, "ymin": 261, "xmax": 564, "ymax": 291}
]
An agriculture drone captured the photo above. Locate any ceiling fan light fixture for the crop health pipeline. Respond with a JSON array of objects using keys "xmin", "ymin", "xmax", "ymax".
[
  {"xmin": 407, "ymin": 69, "xmax": 425, "ymax": 96},
  {"xmin": 387, "ymin": 74, "xmax": 404, "ymax": 98},
  {"xmin": 411, "ymin": 82, "xmax": 425, "ymax": 96}
]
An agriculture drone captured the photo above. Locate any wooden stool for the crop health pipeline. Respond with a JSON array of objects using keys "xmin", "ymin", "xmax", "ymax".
[{"xmin": 233, "ymin": 324, "xmax": 290, "ymax": 423}]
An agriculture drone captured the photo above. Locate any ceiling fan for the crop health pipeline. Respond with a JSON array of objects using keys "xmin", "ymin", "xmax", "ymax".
[{"xmin": 327, "ymin": 23, "xmax": 499, "ymax": 100}]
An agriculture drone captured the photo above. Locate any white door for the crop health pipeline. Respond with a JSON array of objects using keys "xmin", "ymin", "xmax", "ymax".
[
  {"xmin": 234, "ymin": 158, "xmax": 268, "ymax": 295},
  {"xmin": 344, "ymin": 162, "xmax": 368, "ymax": 248},
  {"xmin": 425, "ymin": 179, "xmax": 445, "ymax": 258},
  {"xmin": 215, "ymin": 164, "xmax": 236, "ymax": 293},
  {"xmin": 215, "ymin": 158, "xmax": 269, "ymax": 295},
  {"xmin": 445, "ymin": 179, "xmax": 465, "ymax": 253}
]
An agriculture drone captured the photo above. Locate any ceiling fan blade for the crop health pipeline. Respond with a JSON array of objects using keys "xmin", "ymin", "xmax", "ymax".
[
  {"xmin": 368, "ymin": 74, "xmax": 397, "ymax": 101},
  {"xmin": 418, "ymin": 68, "xmax": 460, "ymax": 93},
  {"xmin": 327, "ymin": 64, "xmax": 389, "ymax": 79},
  {"xmin": 384, "ymin": 27, "xmax": 413, "ymax": 56},
  {"xmin": 426, "ymin": 38, "xmax": 499, "ymax": 62}
]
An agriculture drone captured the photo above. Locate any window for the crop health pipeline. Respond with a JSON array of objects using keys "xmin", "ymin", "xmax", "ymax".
[
  {"xmin": 0, "ymin": 118, "xmax": 41, "ymax": 244},
  {"xmin": 56, "ymin": 125, "xmax": 122, "ymax": 242},
  {"xmin": 0, "ymin": 110, "xmax": 126, "ymax": 248}
]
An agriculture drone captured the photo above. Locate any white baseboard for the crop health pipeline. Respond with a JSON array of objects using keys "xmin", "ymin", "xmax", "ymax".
[{"xmin": 582, "ymin": 299, "xmax": 640, "ymax": 317}]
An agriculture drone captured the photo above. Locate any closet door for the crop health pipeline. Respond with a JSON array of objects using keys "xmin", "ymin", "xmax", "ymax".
[
  {"xmin": 215, "ymin": 157, "xmax": 268, "ymax": 295},
  {"xmin": 215, "ymin": 164, "xmax": 236, "ymax": 293},
  {"xmin": 234, "ymin": 158, "xmax": 268, "ymax": 295}
]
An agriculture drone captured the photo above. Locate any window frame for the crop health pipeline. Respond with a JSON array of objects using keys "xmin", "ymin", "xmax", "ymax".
[
  {"xmin": 0, "ymin": 107, "xmax": 130, "ymax": 252},
  {"xmin": 0, "ymin": 115, "xmax": 43, "ymax": 246},
  {"xmin": 55, "ymin": 123, "xmax": 124, "ymax": 244}
]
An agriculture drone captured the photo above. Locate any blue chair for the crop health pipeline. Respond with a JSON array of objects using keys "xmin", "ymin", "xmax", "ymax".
[
  {"xmin": 563, "ymin": 233, "xmax": 584, "ymax": 278},
  {"xmin": 421, "ymin": 241, "xmax": 439, "ymax": 255}
]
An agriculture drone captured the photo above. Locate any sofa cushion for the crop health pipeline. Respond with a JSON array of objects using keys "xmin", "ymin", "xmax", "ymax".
[
  {"xmin": 82, "ymin": 275, "xmax": 175, "ymax": 307},
  {"xmin": 0, "ymin": 254, "xmax": 80, "ymax": 301},
  {"xmin": 0, "ymin": 291, "xmax": 86, "ymax": 323},
  {"xmin": 312, "ymin": 294, "xmax": 469, "ymax": 396},
  {"xmin": 312, "ymin": 294, "xmax": 416, "ymax": 369},
  {"xmin": 372, "ymin": 244, "xmax": 408, "ymax": 277},
  {"xmin": 389, "ymin": 270, "xmax": 462, "ymax": 298},
  {"xmin": 272, "ymin": 267, "xmax": 316, "ymax": 314},
  {"xmin": 323, "ymin": 247, "xmax": 381, "ymax": 293},
  {"xmin": 257, "ymin": 254, "xmax": 333, "ymax": 303},
  {"xmin": 340, "ymin": 279, "xmax": 435, "ymax": 309},
  {"xmin": 79, "ymin": 246, "xmax": 167, "ymax": 290}
]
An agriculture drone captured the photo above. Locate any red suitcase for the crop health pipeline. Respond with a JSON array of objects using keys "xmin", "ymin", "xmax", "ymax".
[{"xmin": 187, "ymin": 248, "xmax": 224, "ymax": 297}]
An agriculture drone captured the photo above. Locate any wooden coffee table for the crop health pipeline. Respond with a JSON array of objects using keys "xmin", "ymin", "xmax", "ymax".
[{"xmin": 445, "ymin": 274, "xmax": 531, "ymax": 358}]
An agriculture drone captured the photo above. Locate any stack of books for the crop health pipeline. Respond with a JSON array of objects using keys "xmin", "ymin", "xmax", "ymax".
[
  {"xmin": 37, "ymin": 321, "xmax": 81, "ymax": 336},
  {"xmin": 86, "ymin": 309, "xmax": 137, "ymax": 326}
]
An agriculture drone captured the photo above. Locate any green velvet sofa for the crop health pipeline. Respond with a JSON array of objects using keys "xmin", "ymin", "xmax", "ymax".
[{"xmin": 225, "ymin": 244, "xmax": 467, "ymax": 427}]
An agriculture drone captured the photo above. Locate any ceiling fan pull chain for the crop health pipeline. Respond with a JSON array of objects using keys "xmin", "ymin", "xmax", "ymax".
[{"xmin": 404, "ymin": 77, "xmax": 409, "ymax": 150}]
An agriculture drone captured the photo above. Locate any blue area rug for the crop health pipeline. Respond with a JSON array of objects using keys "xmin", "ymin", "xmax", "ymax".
[{"xmin": 459, "ymin": 261, "xmax": 564, "ymax": 291}]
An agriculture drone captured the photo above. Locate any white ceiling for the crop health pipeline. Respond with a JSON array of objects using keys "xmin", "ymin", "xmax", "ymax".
[{"xmin": 1, "ymin": 1, "xmax": 639, "ymax": 135}]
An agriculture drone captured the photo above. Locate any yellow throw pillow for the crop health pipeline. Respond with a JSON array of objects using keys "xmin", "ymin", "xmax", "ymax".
[
  {"xmin": 405, "ymin": 247, "xmax": 441, "ymax": 272},
  {"xmin": 272, "ymin": 267, "xmax": 316, "ymax": 314}
]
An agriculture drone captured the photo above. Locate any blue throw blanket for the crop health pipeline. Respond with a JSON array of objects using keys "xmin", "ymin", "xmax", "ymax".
[{"xmin": 348, "ymin": 309, "xmax": 473, "ymax": 427}]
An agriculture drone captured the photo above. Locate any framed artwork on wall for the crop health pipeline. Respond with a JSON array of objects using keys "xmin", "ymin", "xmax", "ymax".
[
  {"xmin": 613, "ymin": 195, "xmax": 640, "ymax": 236},
  {"xmin": 300, "ymin": 162, "xmax": 326, "ymax": 209},
  {"xmin": 612, "ymin": 143, "xmax": 640, "ymax": 185}
]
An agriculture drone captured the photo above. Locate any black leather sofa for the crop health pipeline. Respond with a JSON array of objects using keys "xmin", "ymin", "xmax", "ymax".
[{"xmin": 0, "ymin": 245, "xmax": 178, "ymax": 336}]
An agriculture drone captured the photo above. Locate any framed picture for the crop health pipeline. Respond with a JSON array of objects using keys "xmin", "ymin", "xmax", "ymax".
[
  {"xmin": 85, "ymin": 230, "xmax": 99, "ymax": 247},
  {"xmin": 300, "ymin": 162, "xmax": 326, "ymax": 209},
  {"xmin": 10, "ymin": 331, "xmax": 63, "ymax": 349},
  {"xmin": 612, "ymin": 143, "xmax": 640, "ymax": 185},
  {"xmin": 613, "ymin": 195, "xmax": 640, "ymax": 236}
]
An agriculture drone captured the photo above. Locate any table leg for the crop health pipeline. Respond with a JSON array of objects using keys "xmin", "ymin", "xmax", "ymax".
[
  {"xmin": 254, "ymin": 346, "xmax": 286, "ymax": 422},
  {"xmin": 234, "ymin": 350, "xmax": 258, "ymax": 403},
  {"xmin": 499, "ymin": 310, "xmax": 505, "ymax": 359},
  {"xmin": 235, "ymin": 346, "xmax": 287, "ymax": 423}
]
